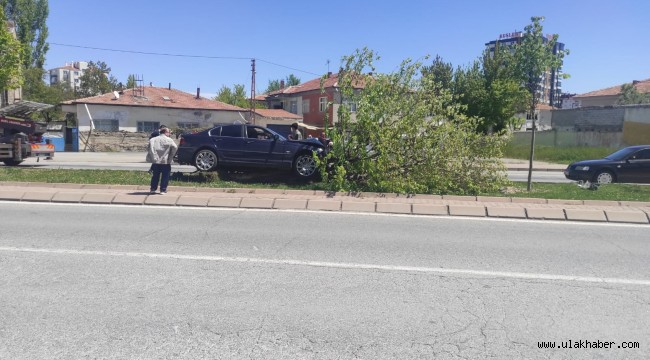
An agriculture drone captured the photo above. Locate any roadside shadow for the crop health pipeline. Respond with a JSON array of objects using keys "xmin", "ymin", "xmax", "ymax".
[
  {"xmin": 170, "ymin": 168, "xmax": 321, "ymax": 187},
  {"xmin": 129, "ymin": 191, "xmax": 155, "ymax": 195}
]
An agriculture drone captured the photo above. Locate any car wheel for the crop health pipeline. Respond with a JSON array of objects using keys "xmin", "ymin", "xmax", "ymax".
[
  {"xmin": 3, "ymin": 159, "xmax": 23, "ymax": 166},
  {"xmin": 593, "ymin": 170, "xmax": 615, "ymax": 184},
  {"xmin": 194, "ymin": 149, "xmax": 218, "ymax": 171},
  {"xmin": 293, "ymin": 153, "xmax": 317, "ymax": 179}
]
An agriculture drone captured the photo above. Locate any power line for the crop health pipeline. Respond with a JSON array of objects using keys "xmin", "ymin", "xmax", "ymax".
[
  {"xmin": 49, "ymin": 42, "xmax": 249, "ymax": 60},
  {"xmin": 256, "ymin": 59, "xmax": 320, "ymax": 77},
  {"xmin": 49, "ymin": 42, "xmax": 321, "ymax": 76}
]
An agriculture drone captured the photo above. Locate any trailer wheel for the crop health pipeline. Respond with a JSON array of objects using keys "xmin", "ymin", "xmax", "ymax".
[{"xmin": 3, "ymin": 159, "xmax": 23, "ymax": 166}]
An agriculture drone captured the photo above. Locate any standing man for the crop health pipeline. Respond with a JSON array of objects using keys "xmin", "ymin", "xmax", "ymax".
[
  {"xmin": 148, "ymin": 125, "xmax": 167, "ymax": 174},
  {"xmin": 147, "ymin": 127, "xmax": 177, "ymax": 194},
  {"xmin": 288, "ymin": 123, "xmax": 303, "ymax": 140}
]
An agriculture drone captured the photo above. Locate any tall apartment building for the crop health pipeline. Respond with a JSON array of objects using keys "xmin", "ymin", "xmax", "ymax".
[
  {"xmin": 48, "ymin": 61, "xmax": 88, "ymax": 89},
  {"xmin": 486, "ymin": 32, "xmax": 565, "ymax": 108}
]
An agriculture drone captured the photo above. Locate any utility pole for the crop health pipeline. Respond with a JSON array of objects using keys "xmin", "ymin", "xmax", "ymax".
[{"xmin": 250, "ymin": 58, "xmax": 256, "ymax": 125}]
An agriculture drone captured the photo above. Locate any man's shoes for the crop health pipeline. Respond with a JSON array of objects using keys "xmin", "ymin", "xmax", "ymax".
[
  {"xmin": 160, "ymin": 191, "xmax": 167, "ymax": 195},
  {"xmin": 149, "ymin": 190, "xmax": 157, "ymax": 194}
]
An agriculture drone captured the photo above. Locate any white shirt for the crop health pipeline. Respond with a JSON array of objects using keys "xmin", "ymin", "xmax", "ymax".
[{"xmin": 147, "ymin": 134, "xmax": 178, "ymax": 164}]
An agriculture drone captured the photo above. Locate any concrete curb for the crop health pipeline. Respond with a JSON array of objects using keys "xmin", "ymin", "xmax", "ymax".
[{"xmin": 0, "ymin": 182, "xmax": 648, "ymax": 225}]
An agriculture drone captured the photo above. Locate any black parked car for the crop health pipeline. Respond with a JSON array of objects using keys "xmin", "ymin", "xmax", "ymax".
[
  {"xmin": 176, "ymin": 124, "xmax": 326, "ymax": 179},
  {"xmin": 563, "ymin": 145, "xmax": 650, "ymax": 184}
]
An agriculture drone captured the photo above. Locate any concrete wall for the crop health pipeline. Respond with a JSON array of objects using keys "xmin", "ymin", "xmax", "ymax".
[
  {"xmin": 547, "ymin": 104, "xmax": 650, "ymax": 146},
  {"xmin": 78, "ymin": 131, "xmax": 154, "ymax": 152},
  {"xmin": 623, "ymin": 105, "xmax": 650, "ymax": 144},
  {"xmin": 552, "ymin": 107, "xmax": 625, "ymax": 131},
  {"xmin": 512, "ymin": 130, "xmax": 624, "ymax": 148}
]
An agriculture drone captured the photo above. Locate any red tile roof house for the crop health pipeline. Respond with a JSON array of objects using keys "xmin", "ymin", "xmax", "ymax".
[
  {"xmin": 263, "ymin": 72, "xmax": 364, "ymax": 137},
  {"xmin": 570, "ymin": 78, "xmax": 650, "ymax": 108},
  {"xmin": 61, "ymin": 86, "xmax": 250, "ymax": 133}
]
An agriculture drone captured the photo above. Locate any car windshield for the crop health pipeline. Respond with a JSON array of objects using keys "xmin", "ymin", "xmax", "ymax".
[{"xmin": 604, "ymin": 147, "xmax": 637, "ymax": 161}]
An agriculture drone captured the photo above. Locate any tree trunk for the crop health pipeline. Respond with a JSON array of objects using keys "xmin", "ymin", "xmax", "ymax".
[{"xmin": 526, "ymin": 109, "xmax": 536, "ymax": 191}]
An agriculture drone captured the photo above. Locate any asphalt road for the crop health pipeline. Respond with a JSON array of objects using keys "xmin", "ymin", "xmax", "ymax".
[{"xmin": 0, "ymin": 202, "xmax": 647, "ymax": 359}]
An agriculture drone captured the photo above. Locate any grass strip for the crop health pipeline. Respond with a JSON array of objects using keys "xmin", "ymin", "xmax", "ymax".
[{"xmin": 503, "ymin": 144, "xmax": 618, "ymax": 164}]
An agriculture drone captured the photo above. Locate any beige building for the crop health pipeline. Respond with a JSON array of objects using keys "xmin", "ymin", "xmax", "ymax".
[
  {"xmin": 514, "ymin": 104, "xmax": 554, "ymax": 131},
  {"xmin": 61, "ymin": 86, "xmax": 249, "ymax": 132},
  {"xmin": 61, "ymin": 86, "xmax": 305, "ymax": 135},
  {"xmin": 48, "ymin": 61, "xmax": 88, "ymax": 90},
  {"xmin": 569, "ymin": 78, "xmax": 650, "ymax": 108}
]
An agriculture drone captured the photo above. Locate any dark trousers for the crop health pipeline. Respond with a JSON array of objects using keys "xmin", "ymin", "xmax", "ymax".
[{"xmin": 150, "ymin": 163, "xmax": 171, "ymax": 192}]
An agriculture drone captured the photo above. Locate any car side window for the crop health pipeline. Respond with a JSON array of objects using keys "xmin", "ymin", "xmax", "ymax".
[
  {"xmin": 220, "ymin": 125, "xmax": 242, "ymax": 138},
  {"xmin": 632, "ymin": 149, "xmax": 650, "ymax": 160},
  {"xmin": 209, "ymin": 127, "xmax": 221, "ymax": 137},
  {"xmin": 246, "ymin": 126, "xmax": 259, "ymax": 139},
  {"xmin": 247, "ymin": 126, "xmax": 272, "ymax": 140}
]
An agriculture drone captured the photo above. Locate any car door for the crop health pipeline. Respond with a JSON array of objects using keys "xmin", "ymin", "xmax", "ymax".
[
  {"xmin": 623, "ymin": 149, "xmax": 650, "ymax": 183},
  {"xmin": 212, "ymin": 125, "xmax": 244, "ymax": 163},
  {"xmin": 241, "ymin": 126, "xmax": 285, "ymax": 166}
]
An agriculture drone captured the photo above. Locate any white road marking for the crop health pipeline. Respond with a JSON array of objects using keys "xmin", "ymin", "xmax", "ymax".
[{"xmin": 2, "ymin": 246, "xmax": 649, "ymax": 286}]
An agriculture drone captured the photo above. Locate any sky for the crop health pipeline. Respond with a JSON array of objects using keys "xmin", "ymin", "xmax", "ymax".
[{"xmin": 45, "ymin": 0, "xmax": 649, "ymax": 98}]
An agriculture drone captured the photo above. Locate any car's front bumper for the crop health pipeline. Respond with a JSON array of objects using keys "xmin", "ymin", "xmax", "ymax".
[{"xmin": 564, "ymin": 167, "xmax": 594, "ymax": 182}]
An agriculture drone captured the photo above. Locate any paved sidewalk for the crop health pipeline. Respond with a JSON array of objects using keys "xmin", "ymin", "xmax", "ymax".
[{"xmin": 1, "ymin": 182, "xmax": 648, "ymax": 225}]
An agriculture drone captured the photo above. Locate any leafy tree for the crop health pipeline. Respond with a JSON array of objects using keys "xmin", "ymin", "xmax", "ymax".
[
  {"xmin": 265, "ymin": 79, "xmax": 281, "ymax": 94},
  {"xmin": 451, "ymin": 60, "xmax": 486, "ymax": 124},
  {"xmin": 421, "ymin": 55, "xmax": 453, "ymax": 91},
  {"xmin": 126, "ymin": 74, "xmax": 137, "ymax": 89},
  {"xmin": 286, "ymin": 74, "xmax": 300, "ymax": 87},
  {"xmin": 423, "ymin": 48, "xmax": 528, "ymax": 134},
  {"xmin": 77, "ymin": 61, "xmax": 119, "ymax": 98},
  {"xmin": 264, "ymin": 74, "xmax": 301, "ymax": 93},
  {"xmin": 476, "ymin": 44, "xmax": 529, "ymax": 132},
  {"xmin": 22, "ymin": 67, "xmax": 76, "ymax": 123},
  {"xmin": 319, "ymin": 48, "xmax": 509, "ymax": 195},
  {"xmin": 617, "ymin": 83, "xmax": 650, "ymax": 105},
  {"xmin": 0, "ymin": 6, "xmax": 23, "ymax": 92},
  {"xmin": 1, "ymin": 0, "xmax": 48, "ymax": 69},
  {"xmin": 513, "ymin": 16, "xmax": 568, "ymax": 191},
  {"xmin": 214, "ymin": 84, "xmax": 249, "ymax": 108}
]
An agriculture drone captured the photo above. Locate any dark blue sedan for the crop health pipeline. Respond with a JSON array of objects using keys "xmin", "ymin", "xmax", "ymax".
[
  {"xmin": 176, "ymin": 124, "xmax": 326, "ymax": 179},
  {"xmin": 564, "ymin": 145, "xmax": 650, "ymax": 184}
]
